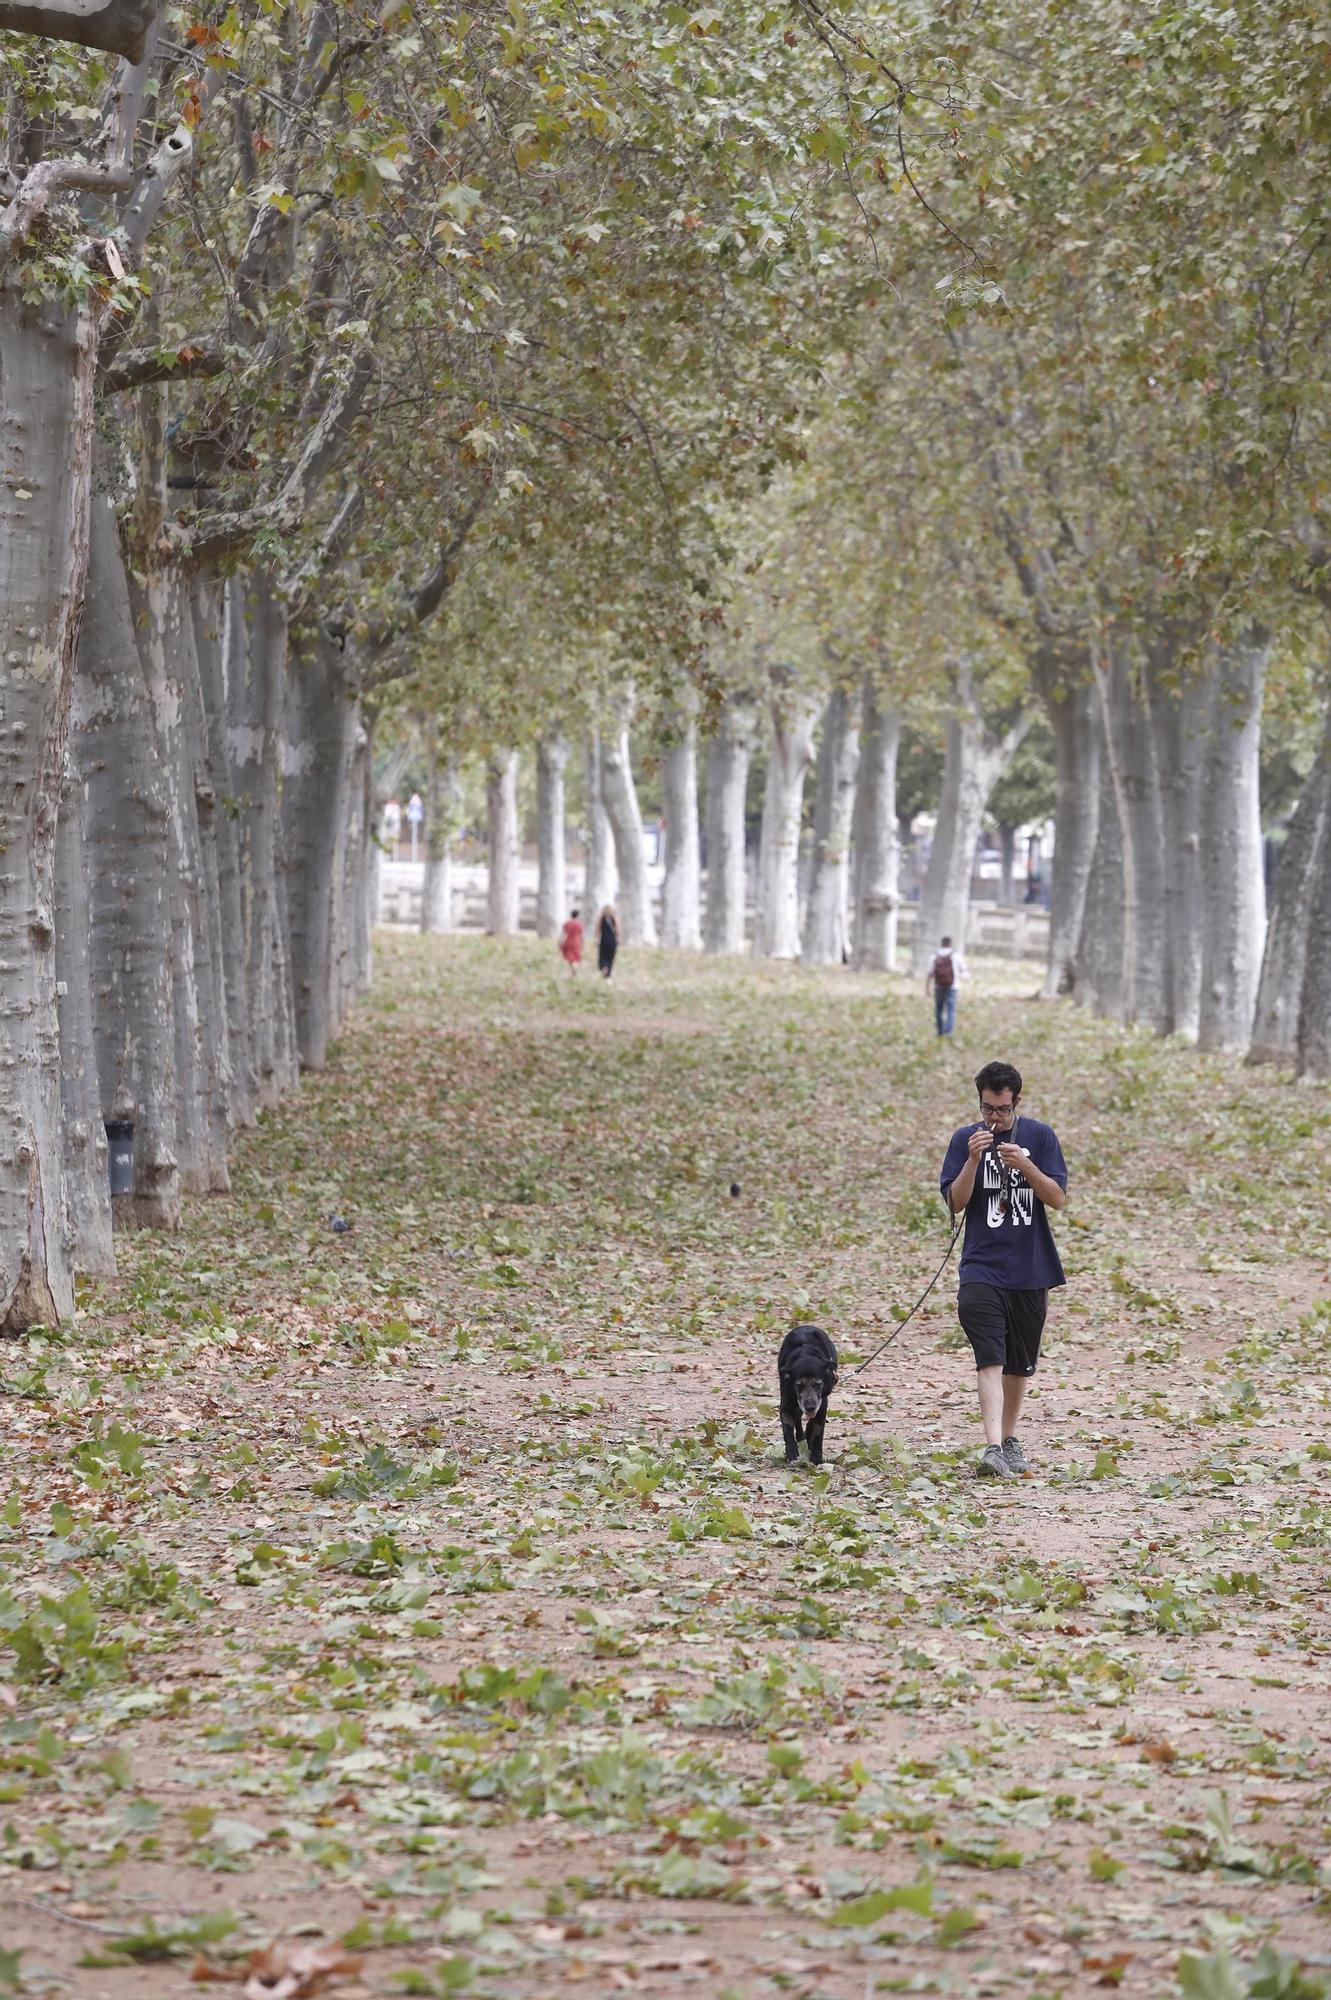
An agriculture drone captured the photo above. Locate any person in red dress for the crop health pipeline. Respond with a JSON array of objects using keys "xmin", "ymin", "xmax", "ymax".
[{"xmin": 558, "ymin": 908, "xmax": 584, "ymax": 974}]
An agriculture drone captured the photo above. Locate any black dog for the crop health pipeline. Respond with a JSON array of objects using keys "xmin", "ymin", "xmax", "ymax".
[{"xmin": 778, "ymin": 1323, "xmax": 838, "ymax": 1465}]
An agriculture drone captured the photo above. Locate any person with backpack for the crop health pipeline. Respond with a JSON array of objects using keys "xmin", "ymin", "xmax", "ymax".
[{"xmin": 925, "ymin": 935, "xmax": 966, "ymax": 1036}]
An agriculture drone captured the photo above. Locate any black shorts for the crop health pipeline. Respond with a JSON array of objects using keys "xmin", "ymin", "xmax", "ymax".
[{"xmin": 957, "ymin": 1282, "xmax": 1048, "ymax": 1376}]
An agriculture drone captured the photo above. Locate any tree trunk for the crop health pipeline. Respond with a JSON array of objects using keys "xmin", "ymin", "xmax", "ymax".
[
  {"xmin": 913, "ymin": 664, "xmax": 1030, "ymax": 972},
  {"xmin": 1073, "ymin": 748, "xmax": 1126, "ymax": 1021},
  {"xmin": 1248, "ymin": 702, "xmax": 1331, "ymax": 1068},
  {"xmin": 1199, "ymin": 635, "xmax": 1268, "ymax": 1052},
  {"xmin": 185, "ymin": 576, "xmax": 235, "ymax": 1179},
  {"xmin": 583, "ymin": 729, "xmax": 617, "ymax": 918},
  {"xmin": 803, "ymin": 683, "xmax": 860, "ymax": 966},
  {"xmin": 660, "ymin": 700, "xmax": 702, "ymax": 950},
  {"xmin": 536, "ymin": 736, "xmax": 569, "ymax": 939},
  {"xmin": 1093, "ymin": 642, "xmax": 1169, "ymax": 1033},
  {"xmin": 1296, "ymin": 785, "xmax": 1331, "ymax": 1077},
  {"xmin": 1041, "ymin": 675, "xmax": 1101, "ymax": 998},
  {"xmin": 703, "ymin": 701, "xmax": 757, "ymax": 955},
  {"xmin": 421, "ymin": 735, "xmax": 460, "ymax": 936},
  {"xmin": 1144, "ymin": 649, "xmax": 1210, "ymax": 1042},
  {"xmin": 753, "ymin": 691, "xmax": 818, "ymax": 960},
  {"xmin": 486, "ymin": 750, "xmax": 520, "ymax": 936},
  {"xmin": 851, "ymin": 679, "xmax": 901, "ymax": 972},
  {"xmin": 997, "ymin": 824, "xmax": 1017, "ymax": 907},
  {"xmin": 352, "ymin": 715, "xmax": 377, "ymax": 992},
  {"xmin": 55, "ymin": 755, "xmax": 115, "ymax": 1278},
  {"xmin": 602, "ymin": 701, "xmax": 657, "ymax": 946},
  {"xmin": 206, "ymin": 578, "xmax": 256, "ymax": 1127},
  {"xmin": 283, "ymin": 626, "xmax": 358, "ymax": 1070},
  {"xmin": 230, "ymin": 570, "xmax": 298, "ymax": 1107},
  {"xmin": 0, "ymin": 293, "xmax": 97, "ymax": 1326},
  {"xmin": 75, "ymin": 489, "xmax": 180, "ymax": 1230},
  {"xmin": 133, "ymin": 566, "xmax": 218, "ymax": 1191}
]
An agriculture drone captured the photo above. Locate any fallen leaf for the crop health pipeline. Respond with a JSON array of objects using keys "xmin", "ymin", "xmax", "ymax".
[{"xmin": 241, "ymin": 1941, "xmax": 364, "ymax": 1999}]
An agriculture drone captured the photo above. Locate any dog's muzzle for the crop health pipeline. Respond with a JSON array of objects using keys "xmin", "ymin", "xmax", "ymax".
[{"xmin": 797, "ymin": 1381, "xmax": 823, "ymax": 1416}]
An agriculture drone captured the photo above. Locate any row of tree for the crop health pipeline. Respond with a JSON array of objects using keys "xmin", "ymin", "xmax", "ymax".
[{"xmin": 2, "ymin": 0, "xmax": 1329, "ymax": 1332}]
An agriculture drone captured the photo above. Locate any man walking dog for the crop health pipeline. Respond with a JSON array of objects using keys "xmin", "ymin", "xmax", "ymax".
[{"xmin": 938, "ymin": 1061, "xmax": 1068, "ymax": 1480}]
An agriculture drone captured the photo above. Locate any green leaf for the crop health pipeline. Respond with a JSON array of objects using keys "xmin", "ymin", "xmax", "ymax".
[
  {"xmin": 828, "ymin": 1877, "xmax": 933, "ymax": 1926},
  {"xmin": 1177, "ymin": 1949, "xmax": 1246, "ymax": 2000}
]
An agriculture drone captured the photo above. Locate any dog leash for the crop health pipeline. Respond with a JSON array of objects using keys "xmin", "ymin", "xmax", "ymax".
[{"xmin": 851, "ymin": 1212, "xmax": 964, "ymax": 1378}]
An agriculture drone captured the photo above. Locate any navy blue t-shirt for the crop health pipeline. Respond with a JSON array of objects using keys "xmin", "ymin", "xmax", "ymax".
[{"xmin": 939, "ymin": 1116, "xmax": 1068, "ymax": 1290}]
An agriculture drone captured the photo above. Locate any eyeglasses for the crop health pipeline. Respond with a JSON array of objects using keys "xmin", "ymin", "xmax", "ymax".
[{"xmin": 980, "ymin": 1103, "xmax": 1017, "ymax": 1123}]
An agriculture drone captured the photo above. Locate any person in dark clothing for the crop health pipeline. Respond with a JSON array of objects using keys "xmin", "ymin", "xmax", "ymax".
[
  {"xmin": 596, "ymin": 905, "xmax": 621, "ymax": 980},
  {"xmin": 938, "ymin": 1060, "xmax": 1069, "ymax": 1482}
]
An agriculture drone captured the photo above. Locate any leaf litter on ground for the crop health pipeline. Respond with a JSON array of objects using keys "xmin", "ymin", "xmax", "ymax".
[{"xmin": 1, "ymin": 934, "xmax": 1329, "ymax": 1998}]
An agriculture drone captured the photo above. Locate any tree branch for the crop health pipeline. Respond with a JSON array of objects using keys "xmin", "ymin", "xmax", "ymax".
[
  {"xmin": 171, "ymin": 344, "xmax": 374, "ymax": 566},
  {"xmin": 0, "ymin": 158, "xmax": 132, "ymax": 264},
  {"xmin": 99, "ymin": 337, "xmax": 227, "ymax": 393}
]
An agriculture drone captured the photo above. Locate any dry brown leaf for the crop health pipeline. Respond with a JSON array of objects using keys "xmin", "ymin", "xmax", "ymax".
[
  {"xmin": 242, "ymin": 1941, "xmax": 364, "ymax": 2000},
  {"xmin": 1141, "ymin": 1739, "xmax": 1178, "ymax": 1764},
  {"xmin": 1083, "ymin": 1950, "xmax": 1134, "ymax": 1986},
  {"xmin": 191, "ymin": 1956, "xmax": 243, "ymax": 1986}
]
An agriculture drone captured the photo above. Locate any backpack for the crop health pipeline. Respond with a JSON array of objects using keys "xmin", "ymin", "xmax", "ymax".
[{"xmin": 933, "ymin": 951, "xmax": 955, "ymax": 988}]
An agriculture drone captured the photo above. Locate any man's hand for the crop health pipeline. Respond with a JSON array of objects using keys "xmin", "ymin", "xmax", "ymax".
[
  {"xmin": 967, "ymin": 1125, "xmax": 994, "ymax": 1161},
  {"xmin": 997, "ymin": 1143, "xmax": 1067, "ymax": 1210}
]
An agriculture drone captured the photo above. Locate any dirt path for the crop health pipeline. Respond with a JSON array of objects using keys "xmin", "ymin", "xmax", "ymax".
[{"xmin": 2, "ymin": 935, "xmax": 1329, "ymax": 2000}]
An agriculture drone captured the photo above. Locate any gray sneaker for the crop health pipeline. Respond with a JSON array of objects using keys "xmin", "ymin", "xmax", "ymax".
[
  {"xmin": 978, "ymin": 1443, "xmax": 1016, "ymax": 1480},
  {"xmin": 1002, "ymin": 1436, "xmax": 1030, "ymax": 1475}
]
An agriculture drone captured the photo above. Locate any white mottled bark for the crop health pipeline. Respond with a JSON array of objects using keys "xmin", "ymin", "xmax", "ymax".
[
  {"xmin": 0, "ymin": 294, "xmax": 95, "ymax": 1324},
  {"xmin": 1093, "ymin": 643, "xmax": 1168, "ymax": 1033},
  {"xmin": 913, "ymin": 664, "xmax": 1030, "ymax": 973},
  {"xmin": 283, "ymin": 627, "xmax": 357, "ymax": 1070},
  {"xmin": 55, "ymin": 756, "xmax": 115, "ymax": 1277},
  {"xmin": 851, "ymin": 680, "xmax": 900, "ymax": 973},
  {"xmin": 536, "ymin": 737, "xmax": 569, "ymax": 939},
  {"xmin": 602, "ymin": 700, "xmax": 657, "ymax": 946},
  {"xmin": 229, "ymin": 572, "xmax": 298, "ymax": 1107},
  {"xmin": 753, "ymin": 689, "xmax": 818, "ymax": 960},
  {"xmin": 583, "ymin": 730, "xmax": 617, "ymax": 917},
  {"xmin": 1074, "ymin": 741, "xmax": 1126, "ymax": 1020},
  {"xmin": 703, "ymin": 701, "xmax": 757, "ymax": 955},
  {"xmin": 0, "ymin": 0, "xmax": 158, "ymax": 59},
  {"xmin": 421, "ymin": 734, "xmax": 461, "ymax": 936},
  {"xmin": 1249, "ymin": 702, "xmax": 1331, "ymax": 1068},
  {"xmin": 660, "ymin": 700, "xmax": 702, "ymax": 951},
  {"xmin": 351, "ymin": 717, "xmax": 376, "ymax": 993},
  {"xmin": 1041, "ymin": 675, "xmax": 1100, "ymax": 998},
  {"xmin": 134, "ymin": 568, "xmax": 215, "ymax": 1191},
  {"xmin": 76, "ymin": 490, "xmax": 179, "ymax": 1230},
  {"xmin": 1145, "ymin": 653, "xmax": 1209, "ymax": 1043},
  {"xmin": 1199, "ymin": 635, "xmax": 1268, "ymax": 1052},
  {"xmin": 803, "ymin": 683, "xmax": 860, "ymax": 966},
  {"xmin": 486, "ymin": 750, "xmax": 520, "ymax": 936},
  {"xmin": 186, "ymin": 577, "xmax": 236, "ymax": 1173},
  {"xmin": 209, "ymin": 579, "xmax": 256, "ymax": 1127}
]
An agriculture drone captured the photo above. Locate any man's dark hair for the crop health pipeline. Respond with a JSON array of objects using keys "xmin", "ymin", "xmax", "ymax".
[
  {"xmin": 571, "ymin": 908, "xmax": 580, "ymax": 918},
  {"xmin": 940, "ymin": 935, "xmax": 952, "ymax": 947},
  {"xmin": 975, "ymin": 1060, "xmax": 1022, "ymax": 1100}
]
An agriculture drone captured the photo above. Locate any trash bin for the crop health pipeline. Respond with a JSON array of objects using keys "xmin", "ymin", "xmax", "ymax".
[{"xmin": 105, "ymin": 1119, "xmax": 134, "ymax": 1197}]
